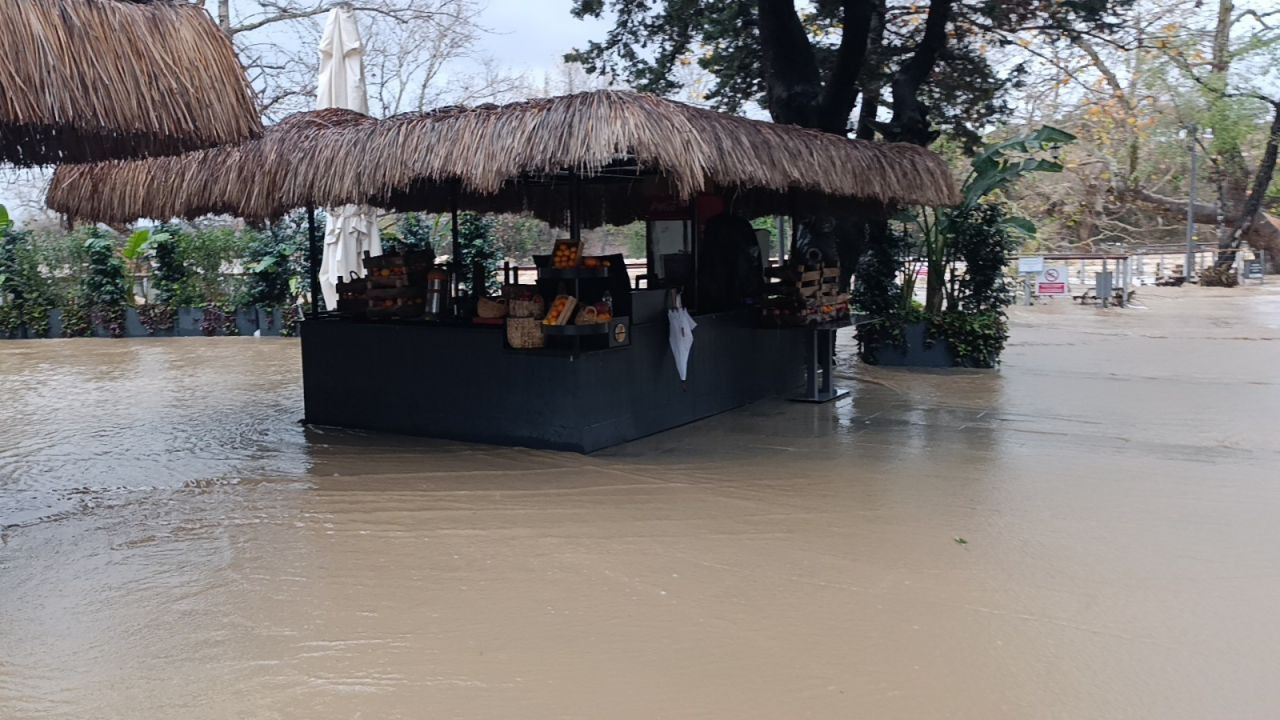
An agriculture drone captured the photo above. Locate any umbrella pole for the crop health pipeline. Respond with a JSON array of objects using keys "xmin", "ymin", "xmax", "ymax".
[
  {"xmin": 450, "ymin": 190, "xmax": 461, "ymax": 298},
  {"xmin": 569, "ymin": 173, "xmax": 581, "ymax": 245},
  {"xmin": 307, "ymin": 204, "xmax": 321, "ymax": 319}
]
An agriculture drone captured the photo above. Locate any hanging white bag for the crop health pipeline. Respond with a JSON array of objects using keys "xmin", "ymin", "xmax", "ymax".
[{"xmin": 667, "ymin": 292, "xmax": 697, "ymax": 382}]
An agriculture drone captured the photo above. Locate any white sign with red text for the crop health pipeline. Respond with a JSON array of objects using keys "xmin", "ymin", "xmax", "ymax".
[{"xmin": 1037, "ymin": 266, "xmax": 1069, "ymax": 296}]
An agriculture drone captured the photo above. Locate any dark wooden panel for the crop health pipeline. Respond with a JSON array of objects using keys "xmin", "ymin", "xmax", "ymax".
[{"xmin": 301, "ymin": 313, "xmax": 806, "ymax": 452}]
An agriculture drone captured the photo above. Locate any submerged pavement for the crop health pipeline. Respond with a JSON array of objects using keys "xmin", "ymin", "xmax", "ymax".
[{"xmin": 1, "ymin": 286, "xmax": 1278, "ymax": 718}]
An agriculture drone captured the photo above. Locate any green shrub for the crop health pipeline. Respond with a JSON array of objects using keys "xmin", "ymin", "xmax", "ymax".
[
  {"xmin": 150, "ymin": 227, "xmax": 199, "ymax": 307},
  {"xmin": 241, "ymin": 217, "xmax": 307, "ymax": 308},
  {"xmin": 853, "ymin": 222, "xmax": 910, "ymax": 364},
  {"xmin": 0, "ymin": 220, "xmax": 58, "ymax": 337},
  {"xmin": 456, "ymin": 212, "xmax": 500, "ymax": 296},
  {"xmin": 60, "ymin": 296, "xmax": 93, "ymax": 338},
  {"xmin": 393, "ymin": 213, "xmax": 436, "ymax": 253},
  {"xmin": 81, "ymin": 232, "xmax": 131, "ymax": 337},
  {"xmin": 176, "ymin": 225, "xmax": 247, "ymax": 306}
]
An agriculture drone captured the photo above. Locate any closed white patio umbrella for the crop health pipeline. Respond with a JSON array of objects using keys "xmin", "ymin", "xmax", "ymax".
[{"xmin": 317, "ymin": 5, "xmax": 381, "ymax": 310}]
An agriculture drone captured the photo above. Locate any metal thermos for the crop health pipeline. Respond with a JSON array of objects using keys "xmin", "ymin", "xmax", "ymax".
[{"xmin": 426, "ymin": 268, "xmax": 449, "ymax": 318}]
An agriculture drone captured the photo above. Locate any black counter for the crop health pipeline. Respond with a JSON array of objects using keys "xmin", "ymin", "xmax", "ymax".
[{"xmin": 300, "ymin": 312, "xmax": 807, "ymax": 452}]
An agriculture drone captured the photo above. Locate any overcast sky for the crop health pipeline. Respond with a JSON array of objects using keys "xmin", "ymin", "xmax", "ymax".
[{"xmin": 473, "ymin": 0, "xmax": 610, "ymax": 78}]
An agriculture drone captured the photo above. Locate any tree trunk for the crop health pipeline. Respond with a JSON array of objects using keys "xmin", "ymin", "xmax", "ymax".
[
  {"xmin": 854, "ymin": 0, "xmax": 951, "ymax": 310},
  {"xmin": 1212, "ymin": 149, "xmax": 1251, "ymax": 266},
  {"xmin": 1123, "ymin": 19, "xmax": 1144, "ymax": 187},
  {"xmin": 217, "ymin": 0, "xmax": 231, "ymax": 34},
  {"xmin": 756, "ymin": 0, "xmax": 825, "ymax": 127},
  {"xmin": 854, "ymin": 0, "xmax": 886, "ymax": 141},
  {"xmin": 817, "ymin": 0, "xmax": 876, "ymax": 133},
  {"xmin": 1219, "ymin": 103, "xmax": 1280, "ymax": 266},
  {"xmin": 925, "ymin": 258, "xmax": 944, "ymax": 315},
  {"xmin": 879, "ymin": 0, "xmax": 952, "ymax": 145},
  {"xmin": 1127, "ymin": 186, "xmax": 1280, "ymax": 267}
]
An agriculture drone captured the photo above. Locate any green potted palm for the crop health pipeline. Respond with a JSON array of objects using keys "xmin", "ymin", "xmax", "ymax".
[{"xmin": 857, "ymin": 126, "xmax": 1075, "ymax": 368}]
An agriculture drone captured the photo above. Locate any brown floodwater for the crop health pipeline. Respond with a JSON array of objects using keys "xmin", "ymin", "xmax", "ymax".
[{"xmin": 2, "ymin": 286, "xmax": 1279, "ymax": 719}]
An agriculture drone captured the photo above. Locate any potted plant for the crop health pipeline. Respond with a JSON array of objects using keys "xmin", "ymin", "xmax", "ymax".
[
  {"xmin": 0, "ymin": 207, "xmax": 60, "ymax": 338},
  {"xmin": 242, "ymin": 216, "xmax": 309, "ymax": 334},
  {"xmin": 81, "ymin": 232, "xmax": 132, "ymax": 338},
  {"xmin": 857, "ymin": 126, "xmax": 1075, "ymax": 368}
]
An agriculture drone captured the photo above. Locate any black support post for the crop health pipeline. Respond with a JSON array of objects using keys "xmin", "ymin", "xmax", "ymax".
[
  {"xmin": 569, "ymin": 173, "xmax": 581, "ymax": 245},
  {"xmin": 451, "ymin": 189, "xmax": 461, "ymax": 299},
  {"xmin": 306, "ymin": 205, "xmax": 321, "ymax": 319}
]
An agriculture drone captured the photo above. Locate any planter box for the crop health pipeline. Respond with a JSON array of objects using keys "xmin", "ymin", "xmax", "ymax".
[
  {"xmin": 136, "ymin": 307, "xmax": 175, "ymax": 337},
  {"xmin": 4, "ymin": 307, "xmax": 290, "ymax": 339},
  {"xmin": 87, "ymin": 308, "xmax": 144, "ymax": 338},
  {"xmin": 234, "ymin": 307, "xmax": 257, "ymax": 336},
  {"xmin": 141, "ymin": 322, "xmax": 176, "ymax": 337},
  {"xmin": 176, "ymin": 307, "xmax": 204, "ymax": 337},
  {"xmin": 867, "ymin": 322, "xmax": 955, "ymax": 368},
  {"xmin": 124, "ymin": 308, "xmax": 147, "ymax": 337},
  {"xmin": 255, "ymin": 307, "xmax": 284, "ymax": 336},
  {"xmin": 47, "ymin": 309, "xmax": 63, "ymax": 338}
]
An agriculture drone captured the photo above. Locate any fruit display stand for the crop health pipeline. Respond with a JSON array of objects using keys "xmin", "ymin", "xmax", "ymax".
[
  {"xmin": 300, "ymin": 187, "xmax": 810, "ymax": 453},
  {"xmin": 302, "ymin": 250, "xmax": 803, "ymax": 453},
  {"xmin": 528, "ymin": 255, "xmax": 631, "ymax": 354}
]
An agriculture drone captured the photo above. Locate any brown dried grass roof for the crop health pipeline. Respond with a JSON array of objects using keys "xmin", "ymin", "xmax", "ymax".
[
  {"xmin": 47, "ymin": 91, "xmax": 958, "ymax": 224},
  {"xmin": 1, "ymin": 0, "xmax": 261, "ymax": 166}
]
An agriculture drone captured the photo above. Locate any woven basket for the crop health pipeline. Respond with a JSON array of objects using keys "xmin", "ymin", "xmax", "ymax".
[
  {"xmin": 506, "ymin": 317, "xmax": 545, "ymax": 349},
  {"xmin": 477, "ymin": 297, "xmax": 507, "ymax": 319},
  {"xmin": 574, "ymin": 306, "xmax": 599, "ymax": 325},
  {"xmin": 508, "ymin": 296, "xmax": 545, "ymax": 319}
]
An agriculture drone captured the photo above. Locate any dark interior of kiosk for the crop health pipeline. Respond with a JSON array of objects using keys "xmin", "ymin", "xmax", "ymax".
[{"xmin": 319, "ymin": 161, "xmax": 812, "ymax": 356}]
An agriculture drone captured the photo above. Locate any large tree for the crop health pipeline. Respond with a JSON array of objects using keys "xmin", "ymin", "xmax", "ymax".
[
  {"xmin": 992, "ymin": 0, "xmax": 1280, "ymax": 262},
  {"xmin": 1159, "ymin": 0, "xmax": 1280, "ymax": 266},
  {"xmin": 568, "ymin": 1, "xmax": 1126, "ymax": 147},
  {"xmin": 567, "ymin": 0, "xmax": 1129, "ymax": 281}
]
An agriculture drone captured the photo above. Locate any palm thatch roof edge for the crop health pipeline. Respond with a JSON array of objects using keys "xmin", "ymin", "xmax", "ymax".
[
  {"xmin": 47, "ymin": 91, "xmax": 958, "ymax": 225},
  {"xmin": 1, "ymin": 0, "xmax": 261, "ymax": 166}
]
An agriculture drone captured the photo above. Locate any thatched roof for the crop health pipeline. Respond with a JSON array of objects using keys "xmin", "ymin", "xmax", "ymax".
[
  {"xmin": 47, "ymin": 91, "xmax": 958, "ymax": 225},
  {"xmin": 1, "ymin": 0, "xmax": 261, "ymax": 166}
]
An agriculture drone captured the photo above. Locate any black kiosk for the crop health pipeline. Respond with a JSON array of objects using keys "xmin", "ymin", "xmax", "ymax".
[{"xmin": 301, "ymin": 192, "xmax": 809, "ymax": 453}]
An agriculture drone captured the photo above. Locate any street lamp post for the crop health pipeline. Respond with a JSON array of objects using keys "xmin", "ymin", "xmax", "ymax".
[{"xmin": 1185, "ymin": 124, "xmax": 1198, "ymax": 281}]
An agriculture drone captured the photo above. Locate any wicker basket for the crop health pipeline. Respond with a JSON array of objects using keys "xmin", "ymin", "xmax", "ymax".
[
  {"xmin": 508, "ymin": 296, "xmax": 545, "ymax": 319},
  {"xmin": 506, "ymin": 317, "xmax": 545, "ymax": 349},
  {"xmin": 574, "ymin": 305, "xmax": 599, "ymax": 325},
  {"xmin": 477, "ymin": 297, "xmax": 507, "ymax": 319}
]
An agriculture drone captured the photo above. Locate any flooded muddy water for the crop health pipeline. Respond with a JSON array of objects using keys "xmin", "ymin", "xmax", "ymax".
[{"xmin": 2, "ymin": 286, "xmax": 1279, "ymax": 719}]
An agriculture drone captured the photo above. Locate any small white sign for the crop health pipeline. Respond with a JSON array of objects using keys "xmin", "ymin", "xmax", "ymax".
[
  {"xmin": 1018, "ymin": 256, "xmax": 1045, "ymax": 274},
  {"xmin": 1037, "ymin": 266, "xmax": 1070, "ymax": 296}
]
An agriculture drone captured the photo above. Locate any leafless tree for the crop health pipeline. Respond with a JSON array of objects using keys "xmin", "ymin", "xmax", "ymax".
[{"xmin": 206, "ymin": 0, "xmax": 521, "ymax": 118}]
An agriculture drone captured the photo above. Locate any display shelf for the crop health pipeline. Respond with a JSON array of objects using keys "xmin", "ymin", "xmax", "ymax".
[{"xmin": 537, "ymin": 266, "xmax": 610, "ymax": 280}]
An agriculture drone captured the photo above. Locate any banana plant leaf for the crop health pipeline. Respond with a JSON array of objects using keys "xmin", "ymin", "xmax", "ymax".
[
  {"xmin": 964, "ymin": 126, "xmax": 1076, "ymax": 208},
  {"xmin": 1001, "ymin": 216, "xmax": 1038, "ymax": 238},
  {"xmin": 122, "ymin": 229, "xmax": 154, "ymax": 262}
]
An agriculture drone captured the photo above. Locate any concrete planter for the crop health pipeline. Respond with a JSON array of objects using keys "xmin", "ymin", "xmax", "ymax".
[
  {"xmin": 47, "ymin": 309, "xmax": 63, "ymax": 338},
  {"xmin": 1, "ymin": 306, "xmax": 293, "ymax": 339},
  {"xmin": 87, "ymin": 308, "xmax": 145, "ymax": 338},
  {"xmin": 176, "ymin": 308, "xmax": 204, "ymax": 337},
  {"xmin": 867, "ymin": 322, "xmax": 955, "ymax": 368},
  {"xmin": 234, "ymin": 307, "xmax": 257, "ymax": 336},
  {"xmin": 124, "ymin": 308, "xmax": 147, "ymax": 337},
  {"xmin": 255, "ymin": 307, "xmax": 284, "ymax": 335},
  {"xmin": 135, "ymin": 306, "xmax": 175, "ymax": 336}
]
